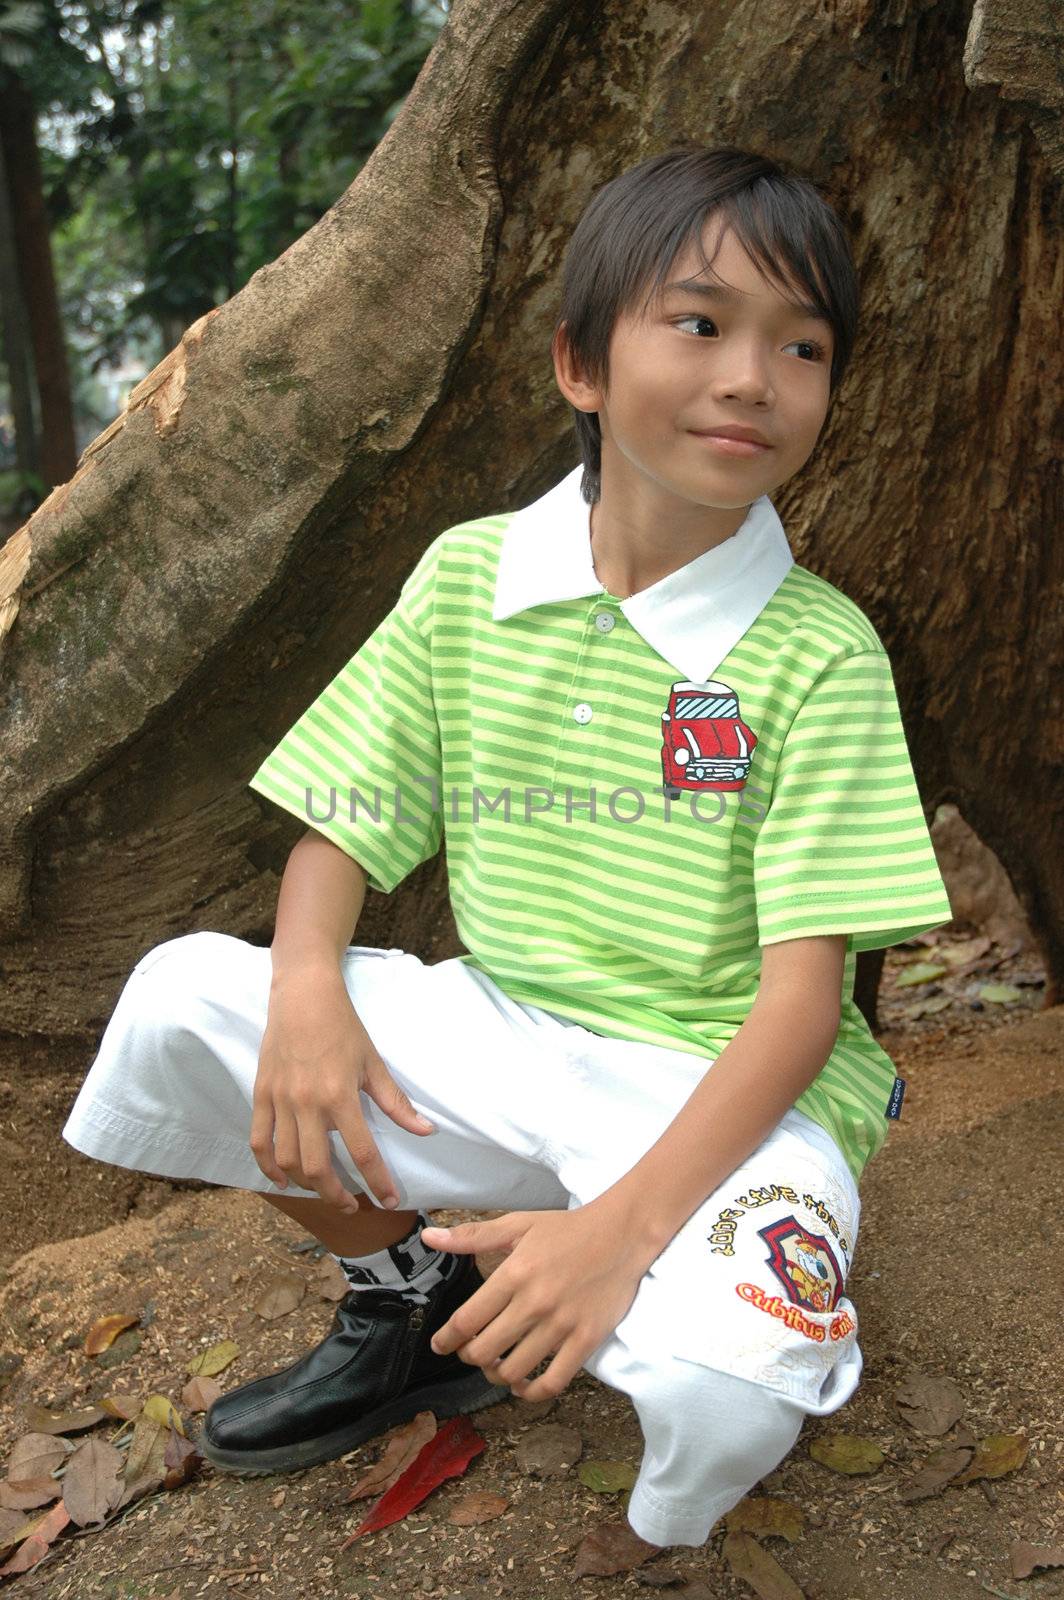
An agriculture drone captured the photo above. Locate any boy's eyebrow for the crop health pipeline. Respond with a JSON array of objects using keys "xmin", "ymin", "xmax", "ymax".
[{"xmin": 661, "ymin": 276, "xmax": 829, "ymax": 324}]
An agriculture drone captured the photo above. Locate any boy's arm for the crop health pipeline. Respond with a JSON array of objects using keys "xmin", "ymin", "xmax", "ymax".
[
  {"xmin": 594, "ymin": 933, "xmax": 848, "ymax": 1260},
  {"xmin": 269, "ymin": 828, "xmax": 369, "ymax": 987}
]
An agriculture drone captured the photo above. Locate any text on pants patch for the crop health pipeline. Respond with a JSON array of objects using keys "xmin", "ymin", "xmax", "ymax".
[{"xmin": 707, "ymin": 1181, "xmax": 851, "ymax": 1261}]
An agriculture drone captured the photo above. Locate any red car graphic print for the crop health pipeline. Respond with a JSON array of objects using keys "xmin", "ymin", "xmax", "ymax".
[{"xmin": 660, "ymin": 679, "xmax": 757, "ymax": 796}]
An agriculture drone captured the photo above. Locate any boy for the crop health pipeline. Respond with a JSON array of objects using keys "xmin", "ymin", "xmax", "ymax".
[{"xmin": 62, "ymin": 144, "xmax": 952, "ymax": 1550}]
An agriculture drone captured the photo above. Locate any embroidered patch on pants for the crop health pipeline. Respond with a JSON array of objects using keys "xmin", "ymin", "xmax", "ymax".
[{"xmin": 757, "ymin": 1214, "xmax": 845, "ymax": 1312}]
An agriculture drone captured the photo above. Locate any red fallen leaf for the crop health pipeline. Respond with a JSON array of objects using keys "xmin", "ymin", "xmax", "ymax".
[{"xmin": 339, "ymin": 1415, "xmax": 486, "ymax": 1545}]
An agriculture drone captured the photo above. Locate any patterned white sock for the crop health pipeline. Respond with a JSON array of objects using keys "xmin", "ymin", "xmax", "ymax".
[{"xmin": 331, "ymin": 1210, "xmax": 458, "ymax": 1305}]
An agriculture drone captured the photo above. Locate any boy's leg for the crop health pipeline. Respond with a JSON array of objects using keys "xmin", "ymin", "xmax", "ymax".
[
  {"xmin": 550, "ymin": 1029, "xmax": 864, "ymax": 1548},
  {"xmin": 258, "ymin": 1190, "xmax": 420, "ymax": 1255},
  {"xmin": 60, "ymin": 930, "xmax": 573, "ymax": 1473},
  {"xmin": 62, "ymin": 930, "xmax": 572, "ymax": 1214},
  {"xmin": 582, "ymin": 1113, "xmax": 862, "ymax": 1545}
]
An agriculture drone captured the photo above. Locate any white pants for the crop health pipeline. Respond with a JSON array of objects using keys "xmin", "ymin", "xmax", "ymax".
[{"xmin": 62, "ymin": 931, "xmax": 864, "ymax": 1548}]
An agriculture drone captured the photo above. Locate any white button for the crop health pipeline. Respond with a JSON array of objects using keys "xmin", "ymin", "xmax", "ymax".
[
  {"xmin": 594, "ymin": 611, "xmax": 615, "ymax": 633},
  {"xmin": 573, "ymin": 702, "xmax": 593, "ymax": 724}
]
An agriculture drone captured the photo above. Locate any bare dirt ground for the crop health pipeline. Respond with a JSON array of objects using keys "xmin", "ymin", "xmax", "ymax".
[{"xmin": 0, "ymin": 931, "xmax": 1060, "ymax": 1600}]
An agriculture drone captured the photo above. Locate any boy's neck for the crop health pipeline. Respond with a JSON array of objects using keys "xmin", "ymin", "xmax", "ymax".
[{"xmin": 589, "ymin": 454, "xmax": 753, "ymax": 601}]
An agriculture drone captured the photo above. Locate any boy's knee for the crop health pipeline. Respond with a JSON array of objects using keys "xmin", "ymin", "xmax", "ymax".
[
  {"xmin": 132, "ymin": 929, "xmax": 218, "ymax": 979},
  {"xmin": 126, "ymin": 932, "xmax": 223, "ymax": 1033},
  {"xmin": 641, "ymin": 1361, "xmax": 805, "ymax": 1478}
]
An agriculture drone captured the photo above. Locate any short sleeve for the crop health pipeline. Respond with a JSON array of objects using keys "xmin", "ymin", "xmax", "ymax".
[
  {"xmin": 753, "ymin": 649, "xmax": 953, "ymax": 952},
  {"xmin": 247, "ymin": 538, "xmax": 444, "ymax": 895}
]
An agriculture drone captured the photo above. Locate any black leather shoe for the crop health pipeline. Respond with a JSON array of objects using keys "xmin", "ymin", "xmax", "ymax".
[{"xmin": 199, "ymin": 1254, "xmax": 508, "ymax": 1475}]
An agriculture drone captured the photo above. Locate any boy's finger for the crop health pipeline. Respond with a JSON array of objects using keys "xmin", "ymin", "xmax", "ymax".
[
  {"xmin": 293, "ymin": 1119, "xmax": 362, "ymax": 1211},
  {"xmin": 364, "ymin": 1063, "xmax": 437, "ymax": 1135},
  {"xmin": 334, "ymin": 1103, "xmax": 401, "ymax": 1208},
  {"xmin": 249, "ymin": 1097, "xmax": 287, "ymax": 1187}
]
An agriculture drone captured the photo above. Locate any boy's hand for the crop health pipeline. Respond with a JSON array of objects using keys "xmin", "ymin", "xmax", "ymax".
[
  {"xmin": 251, "ymin": 963, "xmax": 436, "ymax": 1210},
  {"xmin": 421, "ymin": 1204, "xmax": 655, "ymax": 1402}
]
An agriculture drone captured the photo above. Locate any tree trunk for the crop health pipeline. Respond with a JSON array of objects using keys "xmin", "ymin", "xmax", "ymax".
[
  {"xmin": 0, "ymin": 124, "xmax": 40, "ymax": 481},
  {"xmin": 0, "ymin": 73, "xmax": 77, "ymax": 489},
  {"xmin": 0, "ymin": 0, "xmax": 1059, "ymax": 1041}
]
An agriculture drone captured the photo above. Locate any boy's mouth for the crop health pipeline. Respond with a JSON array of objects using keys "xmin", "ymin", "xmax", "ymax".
[{"xmin": 689, "ymin": 430, "xmax": 773, "ymax": 457}]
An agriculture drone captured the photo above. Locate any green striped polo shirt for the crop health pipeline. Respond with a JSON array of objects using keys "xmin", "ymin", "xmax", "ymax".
[{"xmin": 248, "ymin": 464, "xmax": 953, "ymax": 1185}]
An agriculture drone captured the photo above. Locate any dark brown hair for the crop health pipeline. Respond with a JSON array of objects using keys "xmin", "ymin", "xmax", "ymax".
[{"xmin": 553, "ymin": 145, "xmax": 861, "ymax": 504}]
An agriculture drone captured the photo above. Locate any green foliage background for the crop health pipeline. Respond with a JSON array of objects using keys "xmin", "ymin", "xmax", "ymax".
[{"xmin": 2, "ymin": 0, "xmax": 447, "ymax": 439}]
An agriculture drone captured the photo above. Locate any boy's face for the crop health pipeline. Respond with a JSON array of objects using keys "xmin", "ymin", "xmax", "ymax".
[{"xmin": 557, "ymin": 218, "xmax": 835, "ymax": 513}]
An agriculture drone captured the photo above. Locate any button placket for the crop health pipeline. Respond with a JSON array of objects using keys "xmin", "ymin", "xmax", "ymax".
[
  {"xmin": 556, "ymin": 600, "xmax": 621, "ymax": 795},
  {"xmin": 568, "ymin": 602, "xmax": 619, "ymax": 726}
]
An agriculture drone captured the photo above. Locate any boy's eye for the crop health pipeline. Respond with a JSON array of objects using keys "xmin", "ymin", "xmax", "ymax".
[{"xmin": 673, "ymin": 315, "xmax": 825, "ymax": 363}]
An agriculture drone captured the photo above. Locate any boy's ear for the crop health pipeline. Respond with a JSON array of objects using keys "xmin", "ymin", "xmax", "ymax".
[{"xmin": 552, "ymin": 320, "xmax": 601, "ymax": 414}]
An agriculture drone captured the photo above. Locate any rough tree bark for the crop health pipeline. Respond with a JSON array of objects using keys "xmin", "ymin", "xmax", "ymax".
[{"xmin": 0, "ymin": 0, "xmax": 1060, "ymax": 1040}]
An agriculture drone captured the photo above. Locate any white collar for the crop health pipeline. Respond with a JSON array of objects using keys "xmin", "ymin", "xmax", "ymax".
[{"xmin": 491, "ymin": 464, "xmax": 795, "ymax": 682}]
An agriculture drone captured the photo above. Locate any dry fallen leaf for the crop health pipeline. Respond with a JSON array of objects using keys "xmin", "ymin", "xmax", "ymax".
[
  {"xmin": 187, "ymin": 1339, "xmax": 240, "ymax": 1377},
  {"xmin": 893, "ymin": 1371, "xmax": 966, "ymax": 1436},
  {"xmin": 22, "ymin": 1404, "xmax": 108, "ymax": 1436},
  {"xmin": 254, "ymin": 1272, "xmax": 306, "ymax": 1320},
  {"xmin": 61, "ymin": 1436, "xmax": 126, "ymax": 1528},
  {"xmin": 340, "ymin": 1415, "xmax": 487, "ymax": 1543},
  {"xmin": 182, "ymin": 1375, "xmax": 223, "ymax": 1413},
  {"xmin": 633, "ymin": 1568, "xmax": 686, "ymax": 1589},
  {"xmin": 722, "ymin": 1530, "xmax": 805, "ymax": 1599},
  {"xmin": 142, "ymin": 1394, "xmax": 185, "ymax": 1436},
  {"xmin": 807, "ymin": 1433, "xmax": 883, "ymax": 1475},
  {"xmin": 978, "ymin": 983, "xmax": 1023, "ymax": 1004},
  {"xmin": 474, "ymin": 1396, "xmax": 556, "ymax": 1432},
  {"xmin": 313, "ymin": 1257, "xmax": 351, "ymax": 1302},
  {"xmin": 952, "ymin": 1432, "xmax": 1029, "ymax": 1484},
  {"xmin": 446, "ymin": 1489, "xmax": 509, "ymax": 1526},
  {"xmin": 940, "ymin": 936, "xmax": 991, "ymax": 967},
  {"xmin": 7, "ymin": 1432, "xmax": 74, "ymax": 1485},
  {"xmin": 0, "ymin": 1507, "xmax": 33, "ymax": 1552},
  {"xmin": 515, "ymin": 1423, "xmax": 583, "ymax": 1478},
  {"xmin": 895, "ymin": 961, "xmax": 949, "ymax": 987},
  {"xmin": 346, "ymin": 1411, "xmax": 438, "ymax": 1502},
  {"xmin": 0, "ymin": 1476, "xmax": 62, "ymax": 1512},
  {"xmin": 121, "ymin": 1413, "xmax": 167, "ymax": 1493},
  {"xmin": 85, "ymin": 1313, "xmax": 141, "ymax": 1357},
  {"xmin": 0, "ymin": 1501, "xmax": 71, "ymax": 1576},
  {"xmin": 1011, "ymin": 1540, "xmax": 1064, "ymax": 1580},
  {"xmin": 724, "ymin": 1494, "xmax": 805, "ymax": 1542},
  {"xmin": 896, "ymin": 1445, "xmax": 974, "ymax": 1503},
  {"xmin": 572, "ymin": 1518, "xmax": 659, "ymax": 1576},
  {"xmin": 578, "ymin": 1460, "xmax": 638, "ymax": 1494},
  {"xmin": 163, "ymin": 1424, "xmax": 203, "ymax": 1490},
  {"xmin": 97, "ymin": 1395, "xmax": 143, "ymax": 1422}
]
